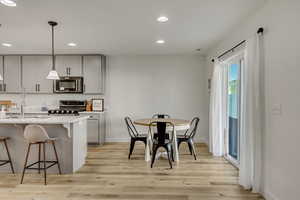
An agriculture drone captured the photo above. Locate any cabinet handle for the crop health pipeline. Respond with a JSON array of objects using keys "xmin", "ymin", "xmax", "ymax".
[
  {"xmin": 3, "ymin": 84, "xmax": 6, "ymax": 92},
  {"xmin": 36, "ymin": 84, "xmax": 40, "ymax": 92}
]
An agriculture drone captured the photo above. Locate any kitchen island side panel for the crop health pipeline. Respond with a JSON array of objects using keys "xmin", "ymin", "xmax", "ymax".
[{"xmin": 0, "ymin": 120, "xmax": 87, "ymax": 174}]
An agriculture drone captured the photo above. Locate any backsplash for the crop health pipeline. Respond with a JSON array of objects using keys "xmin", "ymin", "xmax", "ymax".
[{"xmin": 0, "ymin": 94, "xmax": 105, "ymax": 112}]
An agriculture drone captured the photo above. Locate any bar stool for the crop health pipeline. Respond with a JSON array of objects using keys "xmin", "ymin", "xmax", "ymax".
[
  {"xmin": 0, "ymin": 136, "xmax": 14, "ymax": 173},
  {"xmin": 20, "ymin": 125, "xmax": 62, "ymax": 185}
]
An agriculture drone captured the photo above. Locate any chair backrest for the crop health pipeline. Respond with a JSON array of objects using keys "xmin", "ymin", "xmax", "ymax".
[
  {"xmin": 152, "ymin": 114, "xmax": 171, "ymax": 119},
  {"xmin": 149, "ymin": 121, "xmax": 174, "ymax": 145},
  {"xmin": 124, "ymin": 117, "xmax": 139, "ymax": 138},
  {"xmin": 24, "ymin": 125, "xmax": 49, "ymax": 143},
  {"xmin": 184, "ymin": 117, "xmax": 200, "ymax": 138}
]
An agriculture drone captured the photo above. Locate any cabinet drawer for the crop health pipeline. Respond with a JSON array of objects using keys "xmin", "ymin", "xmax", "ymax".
[
  {"xmin": 88, "ymin": 115, "xmax": 100, "ymax": 119},
  {"xmin": 80, "ymin": 113, "xmax": 100, "ymax": 119}
]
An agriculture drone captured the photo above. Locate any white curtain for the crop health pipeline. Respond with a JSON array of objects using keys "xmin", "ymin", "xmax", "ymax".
[
  {"xmin": 209, "ymin": 60, "xmax": 227, "ymax": 157},
  {"xmin": 239, "ymin": 33, "xmax": 264, "ymax": 192}
]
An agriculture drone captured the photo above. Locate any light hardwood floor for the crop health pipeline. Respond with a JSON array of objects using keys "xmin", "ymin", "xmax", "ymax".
[{"xmin": 0, "ymin": 142, "xmax": 264, "ymax": 200}]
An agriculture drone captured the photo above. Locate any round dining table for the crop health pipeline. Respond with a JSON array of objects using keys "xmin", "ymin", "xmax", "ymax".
[{"xmin": 134, "ymin": 118, "xmax": 190, "ymax": 162}]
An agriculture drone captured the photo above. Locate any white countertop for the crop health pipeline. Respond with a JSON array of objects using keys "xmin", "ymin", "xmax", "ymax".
[
  {"xmin": 0, "ymin": 115, "xmax": 89, "ymax": 124},
  {"xmin": 7, "ymin": 111, "xmax": 105, "ymax": 115}
]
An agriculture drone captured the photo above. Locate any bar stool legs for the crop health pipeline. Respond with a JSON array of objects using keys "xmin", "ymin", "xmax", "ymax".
[
  {"xmin": 38, "ymin": 143, "xmax": 41, "ymax": 174},
  {"xmin": 43, "ymin": 143, "xmax": 46, "ymax": 185},
  {"xmin": 20, "ymin": 144, "xmax": 31, "ymax": 184},
  {"xmin": 51, "ymin": 141, "xmax": 62, "ymax": 174},
  {"xmin": 0, "ymin": 137, "xmax": 14, "ymax": 174},
  {"xmin": 20, "ymin": 141, "xmax": 61, "ymax": 185}
]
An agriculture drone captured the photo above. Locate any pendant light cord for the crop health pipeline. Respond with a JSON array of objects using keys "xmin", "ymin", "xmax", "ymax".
[
  {"xmin": 48, "ymin": 21, "xmax": 58, "ymax": 71},
  {"xmin": 51, "ymin": 24, "xmax": 55, "ymax": 70}
]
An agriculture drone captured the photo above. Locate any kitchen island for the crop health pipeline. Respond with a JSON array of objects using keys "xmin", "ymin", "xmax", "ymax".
[{"xmin": 0, "ymin": 115, "xmax": 89, "ymax": 174}]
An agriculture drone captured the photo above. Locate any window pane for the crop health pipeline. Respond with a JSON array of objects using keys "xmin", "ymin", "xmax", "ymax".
[{"xmin": 228, "ymin": 62, "xmax": 240, "ymax": 160}]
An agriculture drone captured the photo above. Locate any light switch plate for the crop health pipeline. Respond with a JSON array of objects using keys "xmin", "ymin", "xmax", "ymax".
[{"xmin": 271, "ymin": 104, "xmax": 282, "ymax": 115}]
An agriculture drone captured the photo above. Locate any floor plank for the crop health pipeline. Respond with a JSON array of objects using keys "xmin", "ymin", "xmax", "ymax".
[{"xmin": 0, "ymin": 142, "xmax": 264, "ymax": 200}]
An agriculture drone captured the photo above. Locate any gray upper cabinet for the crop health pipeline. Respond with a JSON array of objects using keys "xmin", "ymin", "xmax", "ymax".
[
  {"xmin": 3, "ymin": 56, "xmax": 22, "ymax": 93},
  {"xmin": 0, "ymin": 54, "xmax": 105, "ymax": 94},
  {"xmin": 22, "ymin": 56, "xmax": 53, "ymax": 93},
  {"xmin": 83, "ymin": 55, "xmax": 103, "ymax": 94},
  {"xmin": 55, "ymin": 55, "xmax": 82, "ymax": 76}
]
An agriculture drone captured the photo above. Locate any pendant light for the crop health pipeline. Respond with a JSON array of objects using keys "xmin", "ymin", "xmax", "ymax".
[
  {"xmin": 46, "ymin": 21, "xmax": 60, "ymax": 80},
  {"xmin": 0, "ymin": 0, "xmax": 17, "ymax": 7}
]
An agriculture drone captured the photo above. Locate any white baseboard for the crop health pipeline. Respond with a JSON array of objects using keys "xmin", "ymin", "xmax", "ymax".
[
  {"xmin": 195, "ymin": 137, "xmax": 209, "ymax": 145},
  {"xmin": 105, "ymin": 137, "xmax": 130, "ymax": 142},
  {"xmin": 263, "ymin": 190, "xmax": 279, "ymax": 200},
  {"xmin": 105, "ymin": 137, "xmax": 209, "ymax": 144}
]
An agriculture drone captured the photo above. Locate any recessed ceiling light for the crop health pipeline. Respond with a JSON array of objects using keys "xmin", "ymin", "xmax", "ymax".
[
  {"xmin": 156, "ymin": 40, "xmax": 165, "ymax": 44},
  {"xmin": 2, "ymin": 43, "xmax": 12, "ymax": 47},
  {"xmin": 68, "ymin": 43, "xmax": 77, "ymax": 47},
  {"xmin": 157, "ymin": 16, "xmax": 169, "ymax": 23},
  {"xmin": 0, "ymin": 0, "xmax": 17, "ymax": 7}
]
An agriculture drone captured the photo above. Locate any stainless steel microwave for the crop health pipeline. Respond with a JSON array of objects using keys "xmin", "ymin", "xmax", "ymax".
[{"xmin": 54, "ymin": 76, "xmax": 84, "ymax": 93}]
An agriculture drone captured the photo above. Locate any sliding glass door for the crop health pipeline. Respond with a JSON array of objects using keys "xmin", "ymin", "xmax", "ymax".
[{"xmin": 225, "ymin": 54, "xmax": 243, "ymax": 167}]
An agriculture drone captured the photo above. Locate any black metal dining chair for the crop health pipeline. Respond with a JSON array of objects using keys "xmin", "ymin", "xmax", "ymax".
[
  {"xmin": 124, "ymin": 117, "xmax": 147, "ymax": 159},
  {"xmin": 149, "ymin": 121, "xmax": 174, "ymax": 169},
  {"xmin": 152, "ymin": 114, "xmax": 171, "ymax": 139},
  {"xmin": 152, "ymin": 114, "xmax": 171, "ymax": 119},
  {"xmin": 177, "ymin": 117, "xmax": 200, "ymax": 160}
]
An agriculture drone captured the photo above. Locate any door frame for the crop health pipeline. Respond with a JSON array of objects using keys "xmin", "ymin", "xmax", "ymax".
[{"xmin": 223, "ymin": 52, "xmax": 244, "ymax": 168}]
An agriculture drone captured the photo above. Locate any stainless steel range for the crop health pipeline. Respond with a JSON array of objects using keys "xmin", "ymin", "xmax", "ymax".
[
  {"xmin": 48, "ymin": 100, "xmax": 86, "ymax": 115},
  {"xmin": 48, "ymin": 109, "xmax": 79, "ymax": 115},
  {"xmin": 59, "ymin": 100, "xmax": 86, "ymax": 111}
]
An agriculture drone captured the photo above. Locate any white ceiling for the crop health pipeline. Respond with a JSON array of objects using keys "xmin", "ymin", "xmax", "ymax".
[{"xmin": 0, "ymin": 0, "xmax": 266, "ymax": 55}]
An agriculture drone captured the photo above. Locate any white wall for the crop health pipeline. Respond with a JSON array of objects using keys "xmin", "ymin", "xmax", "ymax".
[
  {"xmin": 106, "ymin": 55, "xmax": 209, "ymax": 143},
  {"xmin": 0, "ymin": 54, "xmax": 209, "ymax": 144},
  {"xmin": 206, "ymin": 1, "xmax": 300, "ymax": 199}
]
